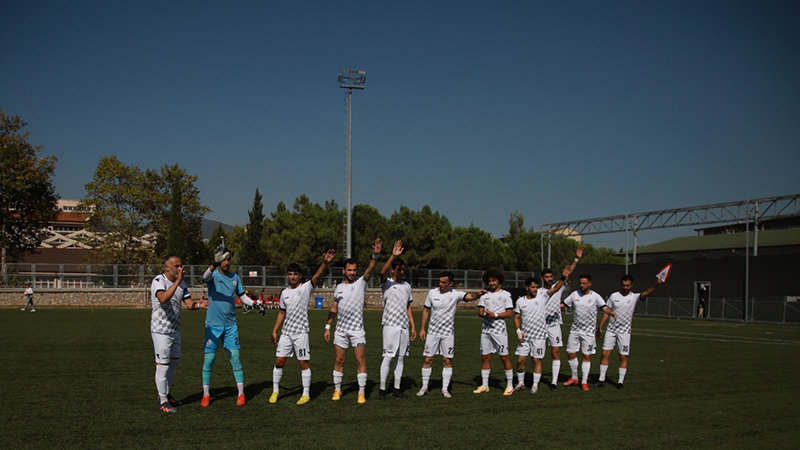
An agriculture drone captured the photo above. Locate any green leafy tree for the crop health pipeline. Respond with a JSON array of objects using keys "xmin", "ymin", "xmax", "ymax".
[
  {"xmin": 387, "ymin": 205, "xmax": 452, "ymax": 268},
  {"xmin": 262, "ymin": 195, "xmax": 342, "ymax": 268},
  {"xmin": 352, "ymin": 204, "xmax": 389, "ymax": 264},
  {"xmin": 240, "ymin": 189, "xmax": 268, "ymax": 265},
  {"xmin": 446, "ymin": 225, "xmax": 507, "ymax": 270},
  {"xmin": 165, "ymin": 174, "xmax": 186, "ymax": 258},
  {"xmin": 81, "ymin": 158, "xmax": 209, "ymax": 265},
  {"xmin": 0, "ymin": 109, "xmax": 59, "ymax": 275},
  {"xmin": 150, "ymin": 164, "xmax": 209, "ymax": 264},
  {"xmin": 81, "ymin": 156, "xmax": 155, "ymax": 264}
]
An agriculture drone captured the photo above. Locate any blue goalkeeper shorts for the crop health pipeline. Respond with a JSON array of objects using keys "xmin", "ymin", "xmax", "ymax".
[{"xmin": 203, "ymin": 325, "xmax": 241, "ymax": 353}]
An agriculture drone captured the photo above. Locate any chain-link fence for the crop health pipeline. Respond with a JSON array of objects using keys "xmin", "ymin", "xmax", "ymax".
[{"xmin": 2, "ymin": 263, "xmax": 533, "ymax": 290}]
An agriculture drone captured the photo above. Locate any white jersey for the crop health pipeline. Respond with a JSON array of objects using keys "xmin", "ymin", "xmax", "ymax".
[
  {"xmin": 514, "ymin": 291, "xmax": 556, "ymax": 340},
  {"xmin": 478, "ymin": 290, "xmax": 513, "ymax": 336},
  {"xmin": 563, "ymin": 290, "xmax": 606, "ymax": 334},
  {"xmin": 381, "ymin": 278, "xmax": 412, "ymax": 328},
  {"xmin": 424, "ymin": 288, "xmax": 467, "ymax": 337},
  {"xmin": 150, "ymin": 274, "xmax": 191, "ymax": 334},
  {"xmin": 280, "ymin": 280, "xmax": 315, "ymax": 335},
  {"xmin": 334, "ymin": 276, "xmax": 368, "ymax": 333},
  {"xmin": 540, "ymin": 285, "xmax": 566, "ymax": 325},
  {"xmin": 606, "ymin": 291, "xmax": 642, "ymax": 334}
]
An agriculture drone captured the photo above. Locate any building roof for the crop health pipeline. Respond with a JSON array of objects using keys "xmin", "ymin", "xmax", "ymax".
[{"xmin": 635, "ymin": 228, "xmax": 800, "ymax": 254}]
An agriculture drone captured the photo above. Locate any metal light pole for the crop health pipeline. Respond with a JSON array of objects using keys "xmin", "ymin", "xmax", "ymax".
[{"xmin": 338, "ymin": 69, "xmax": 366, "ymax": 259}]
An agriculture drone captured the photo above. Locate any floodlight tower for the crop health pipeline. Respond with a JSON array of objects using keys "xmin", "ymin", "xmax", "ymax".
[{"xmin": 338, "ymin": 69, "xmax": 366, "ymax": 259}]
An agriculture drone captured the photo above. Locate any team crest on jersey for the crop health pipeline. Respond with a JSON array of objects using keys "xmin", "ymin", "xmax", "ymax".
[
  {"xmin": 206, "ymin": 339, "xmax": 213, "ymax": 346},
  {"xmin": 233, "ymin": 280, "xmax": 238, "ymax": 287}
]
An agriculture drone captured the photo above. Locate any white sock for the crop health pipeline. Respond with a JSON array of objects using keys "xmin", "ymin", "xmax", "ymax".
[
  {"xmin": 166, "ymin": 359, "xmax": 180, "ymax": 391},
  {"xmin": 380, "ymin": 357, "xmax": 392, "ymax": 390},
  {"xmin": 533, "ymin": 372, "xmax": 541, "ymax": 387},
  {"xmin": 421, "ymin": 367, "xmax": 432, "ymax": 390},
  {"xmin": 393, "ymin": 357, "xmax": 404, "ymax": 390},
  {"xmin": 333, "ymin": 370, "xmax": 343, "ymax": 391},
  {"xmin": 517, "ymin": 371, "xmax": 525, "ymax": 385},
  {"xmin": 273, "ymin": 366, "xmax": 283, "ymax": 393},
  {"xmin": 442, "ymin": 368, "xmax": 453, "ymax": 391},
  {"xmin": 481, "ymin": 369, "xmax": 490, "ymax": 388},
  {"xmin": 301, "ymin": 369, "xmax": 311, "ymax": 397},
  {"xmin": 155, "ymin": 364, "xmax": 169, "ymax": 403},
  {"xmin": 569, "ymin": 358, "xmax": 579, "ymax": 379},
  {"xmin": 619, "ymin": 368, "xmax": 627, "ymax": 384},
  {"xmin": 237, "ymin": 382, "xmax": 244, "ymax": 396},
  {"xmin": 505, "ymin": 369, "xmax": 514, "ymax": 389},
  {"xmin": 551, "ymin": 360, "xmax": 561, "ymax": 384},
  {"xmin": 599, "ymin": 364, "xmax": 608, "ymax": 382},
  {"xmin": 357, "ymin": 372, "xmax": 367, "ymax": 394},
  {"xmin": 203, "ymin": 385, "xmax": 210, "ymax": 396},
  {"xmin": 581, "ymin": 361, "xmax": 591, "ymax": 384}
]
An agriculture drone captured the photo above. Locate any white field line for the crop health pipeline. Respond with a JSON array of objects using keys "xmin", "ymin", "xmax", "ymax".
[{"xmin": 637, "ymin": 328, "xmax": 800, "ymax": 346}]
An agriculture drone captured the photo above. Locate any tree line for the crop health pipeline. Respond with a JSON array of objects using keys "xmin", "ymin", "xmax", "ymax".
[{"xmin": 1, "ymin": 109, "xmax": 623, "ymax": 271}]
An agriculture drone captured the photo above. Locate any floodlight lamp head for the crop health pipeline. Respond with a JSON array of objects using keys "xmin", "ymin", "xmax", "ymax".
[{"xmin": 338, "ymin": 69, "xmax": 366, "ymax": 89}]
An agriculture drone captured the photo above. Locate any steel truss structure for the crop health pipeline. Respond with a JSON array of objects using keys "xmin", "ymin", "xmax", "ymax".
[{"xmin": 540, "ymin": 193, "xmax": 800, "ymax": 323}]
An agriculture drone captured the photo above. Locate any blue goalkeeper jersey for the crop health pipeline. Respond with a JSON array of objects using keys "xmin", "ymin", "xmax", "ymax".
[{"xmin": 205, "ymin": 270, "xmax": 244, "ymax": 327}]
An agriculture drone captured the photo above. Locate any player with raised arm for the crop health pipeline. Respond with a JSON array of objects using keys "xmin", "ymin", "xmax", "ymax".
[
  {"xmin": 513, "ymin": 265, "xmax": 572, "ymax": 395},
  {"xmin": 562, "ymin": 274, "xmax": 616, "ymax": 391},
  {"xmin": 474, "ymin": 268, "xmax": 516, "ymax": 396},
  {"xmin": 200, "ymin": 246, "xmax": 256, "ymax": 407},
  {"xmin": 539, "ymin": 246, "xmax": 583, "ymax": 390},
  {"xmin": 324, "ymin": 238, "xmax": 383, "ymax": 404},
  {"xmin": 270, "ymin": 249, "xmax": 336, "ymax": 405},
  {"xmin": 417, "ymin": 271, "xmax": 486, "ymax": 398},
  {"xmin": 150, "ymin": 255, "xmax": 209, "ymax": 413},
  {"xmin": 378, "ymin": 240, "xmax": 417, "ymax": 400},
  {"xmin": 596, "ymin": 273, "xmax": 664, "ymax": 390}
]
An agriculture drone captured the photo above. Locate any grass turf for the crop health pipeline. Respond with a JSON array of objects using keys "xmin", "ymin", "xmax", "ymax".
[{"xmin": 2, "ymin": 308, "xmax": 799, "ymax": 449}]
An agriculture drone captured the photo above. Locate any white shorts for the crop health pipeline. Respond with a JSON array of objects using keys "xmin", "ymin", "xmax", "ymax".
[
  {"xmin": 515, "ymin": 339, "xmax": 546, "ymax": 359},
  {"xmin": 567, "ymin": 332, "xmax": 596, "ymax": 355},
  {"xmin": 603, "ymin": 330, "xmax": 632, "ymax": 355},
  {"xmin": 382, "ymin": 326, "xmax": 410, "ymax": 358},
  {"xmin": 152, "ymin": 331, "xmax": 181, "ymax": 364},
  {"xmin": 423, "ymin": 334, "xmax": 455, "ymax": 358},
  {"xmin": 545, "ymin": 324, "xmax": 563, "ymax": 348},
  {"xmin": 276, "ymin": 332, "xmax": 311, "ymax": 360},
  {"xmin": 480, "ymin": 333, "xmax": 509, "ymax": 356},
  {"xmin": 334, "ymin": 329, "xmax": 367, "ymax": 350}
]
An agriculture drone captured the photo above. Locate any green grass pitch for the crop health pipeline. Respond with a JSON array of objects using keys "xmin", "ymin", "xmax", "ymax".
[{"xmin": 2, "ymin": 308, "xmax": 799, "ymax": 449}]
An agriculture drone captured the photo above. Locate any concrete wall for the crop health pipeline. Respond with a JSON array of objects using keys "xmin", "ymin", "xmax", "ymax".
[{"xmin": 0, "ymin": 288, "xmax": 461, "ymax": 310}]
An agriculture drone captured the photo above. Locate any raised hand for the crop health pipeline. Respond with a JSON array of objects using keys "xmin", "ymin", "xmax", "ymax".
[
  {"xmin": 392, "ymin": 240, "xmax": 404, "ymax": 257},
  {"xmin": 372, "ymin": 238, "xmax": 383, "ymax": 254},
  {"xmin": 323, "ymin": 248, "xmax": 336, "ymax": 263},
  {"xmin": 576, "ymin": 245, "xmax": 584, "ymax": 259}
]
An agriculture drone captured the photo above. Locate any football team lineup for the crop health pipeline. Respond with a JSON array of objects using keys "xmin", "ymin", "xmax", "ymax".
[{"xmin": 151, "ymin": 238, "xmax": 674, "ymax": 412}]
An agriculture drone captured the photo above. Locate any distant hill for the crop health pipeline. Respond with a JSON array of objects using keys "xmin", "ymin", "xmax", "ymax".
[{"xmin": 202, "ymin": 218, "xmax": 234, "ymax": 239}]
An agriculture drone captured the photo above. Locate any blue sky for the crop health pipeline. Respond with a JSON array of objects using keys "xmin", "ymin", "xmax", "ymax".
[{"xmin": 2, "ymin": 1, "xmax": 798, "ymax": 250}]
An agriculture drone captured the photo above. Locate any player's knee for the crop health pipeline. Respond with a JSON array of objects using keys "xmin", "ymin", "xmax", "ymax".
[
  {"xmin": 275, "ymin": 357, "xmax": 287, "ymax": 368},
  {"xmin": 227, "ymin": 349, "xmax": 243, "ymax": 371},
  {"xmin": 203, "ymin": 352, "xmax": 216, "ymax": 371}
]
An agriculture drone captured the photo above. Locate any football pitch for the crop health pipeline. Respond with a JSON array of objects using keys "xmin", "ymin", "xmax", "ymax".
[{"xmin": 3, "ymin": 308, "xmax": 799, "ymax": 449}]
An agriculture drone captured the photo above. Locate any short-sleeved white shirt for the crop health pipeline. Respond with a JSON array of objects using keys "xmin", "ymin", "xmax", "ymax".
[
  {"xmin": 539, "ymin": 285, "xmax": 566, "ymax": 326},
  {"xmin": 514, "ymin": 291, "xmax": 556, "ymax": 340},
  {"xmin": 563, "ymin": 290, "xmax": 606, "ymax": 334},
  {"xmin": 478, "ymin": 290, "xmax": 513, "ymax": 336},
  {"xmin": 150, "ymin": 274, "xmax": 191, "ymax": 334},
  {"xmin": 280, "ymin": 280, "xmax": 315, "ymax": 335},
  {"xmin": 424, "ymin": 288, "xmax": 467, "ymax": 337},
  {"xmin": 381, "ymin": 278, "xmax": 412, "ymax": 328},
  {"xmin": 334, "ymin": 276, "xmax": 368, "ymax": 333},
  {"xmin": 606, "ymin": 291, "xmax": 642, "ymax": 334}
]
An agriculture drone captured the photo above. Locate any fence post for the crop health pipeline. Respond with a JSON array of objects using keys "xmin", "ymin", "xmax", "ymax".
[
  {"xmin": 32, "ymin": 263, "xmax": 37, "ymax": 284},
  {"xmin": 668, "ymin": 296, "xmax": 671, "ymax": 316},
  {"xmin": 113, "ymin": 265, "xmax": 118, "ymax": 287},
  {"xmin": 262, "ymin": 266, "xmax": 266, "ymax": 287}
]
